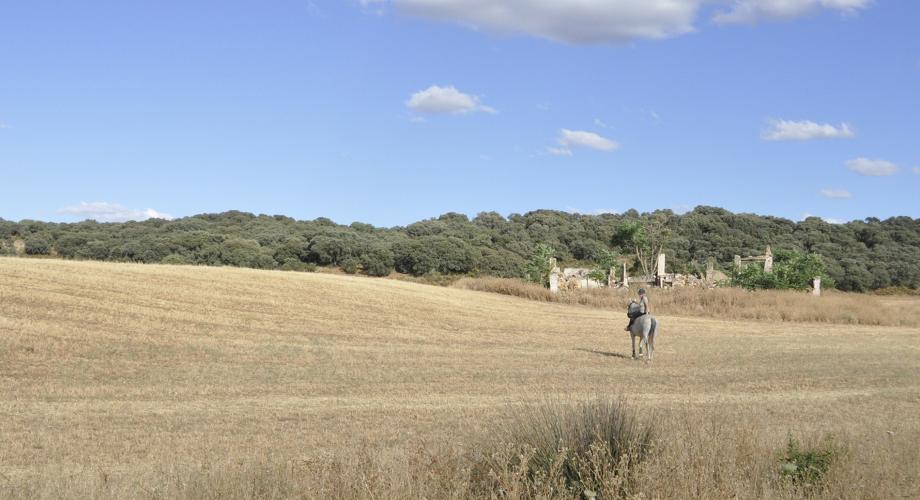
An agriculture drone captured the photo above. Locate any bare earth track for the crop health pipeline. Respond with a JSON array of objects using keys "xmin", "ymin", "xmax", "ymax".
[{"xmin": 1, "ymin": 258, "xmax": 918, "ymax": 498}]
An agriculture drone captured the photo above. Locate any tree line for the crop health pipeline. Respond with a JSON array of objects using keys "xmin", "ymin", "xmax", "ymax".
[{"xmin": 1, "ymin": 206, "xmax": 918, "ymax": 292}]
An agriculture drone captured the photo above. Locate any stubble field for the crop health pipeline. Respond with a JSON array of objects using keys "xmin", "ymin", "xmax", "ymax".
[{"xmin": 1, "ymin": 258, "xmax": 918, "ymax": 498}]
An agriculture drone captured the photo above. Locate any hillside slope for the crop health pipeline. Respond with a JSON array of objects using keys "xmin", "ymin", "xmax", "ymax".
[{"xmin": 1, "ymin": 258, "xmax": 919, "ymax": 495}]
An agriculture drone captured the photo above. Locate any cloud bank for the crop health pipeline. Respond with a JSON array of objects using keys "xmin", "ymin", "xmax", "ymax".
[
  {"xmin": 546, "ymin": 147, "xmax": 573, "ymax": 156},
  {"xmin": 846, "ymin": 158, "xmax": 899, "ymax": 177},
  {"xmin": 59, "ymin": 202, "xmax": 174, "ymax": 223},
  {"xmin": 762, "ymin": 119, "xmax": 855, "ymax": 141},
  {"xmin": 557, "ymin": 129, "xmax": 619, "ymax": 154},
  {"xmin": 714, "ymin": 0, "xmax": 872, "ymax": 24},
  {"xmin": 820, "ymin": 188, "xmax": 852, "ymax": 199},
  {"xmin": 406, "ymin": 85, "xmax": 495, "ymax": 114},
  {"xmin": 367, "ymin": 0, "xmax": 873, "ymax": 44}
]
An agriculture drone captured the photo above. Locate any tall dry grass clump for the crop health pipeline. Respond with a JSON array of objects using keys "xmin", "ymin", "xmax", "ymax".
[
  {"xmin": 453, "ymin": 277, "xmax": 920, "ymax": 327},
  {"xmin": 474, "ymin": 398, "xmax": 655, "ymax": 498}
]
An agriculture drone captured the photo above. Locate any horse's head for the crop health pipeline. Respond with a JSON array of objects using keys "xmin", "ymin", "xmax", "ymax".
[{"xmin": 627, "ymin": 300, "xmax": 640, "ymax": 315}]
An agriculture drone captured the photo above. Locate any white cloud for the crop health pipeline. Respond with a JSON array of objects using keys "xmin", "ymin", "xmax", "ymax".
[
  {"xmin": 913, "ymin": 167, "xmax": 920, "ymax": 175},
  {"xmin": 558, "ymin": 129, "xmax": 619, "ymax": 152},
  {"xmin": 59, "ymin": 202, "xmax": 173, "ymax": 222},
  {"xmin": 820, "ymin": 188, "xmax": 852, "ymax": 199},
  {"xmin": 846, "ymin": 157, "xmax": 899, "ymax": 177},
  {"xmin": 761, "ymin": 119, "xmax": 855, "ymax": 141},
  {"xmin": 0, "ymin": 122, "xmax": 9, "ymax": 129},
  {"xmin": 406, "ymin": 85, "xmax": 495, "ymax": 114},
  {"xmin": 714, "ymin": 0, "xmax": 872, "ymax": 24},
  {"xmin": 546, "ymin": 147, "xmax": 573, "ymax": 156},
  {"xmin": 386, "ymin": 0, "xmax": 701, "ymax": 44},
  {"xmin": 359, "ymin": 0, "xmax": 386, "ymax": 15},
  {"xmin": 367, "ymin": 0, "xmax": 873, "ymax": 44},
  {"xmin": 593, "ymin": 118, "xmax": 609, "ymax": 128}
]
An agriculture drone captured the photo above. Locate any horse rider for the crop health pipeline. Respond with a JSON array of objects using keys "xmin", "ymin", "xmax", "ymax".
[{"xmin": 625, "ymin": 288, "xmax": 651, "ymax": 331}]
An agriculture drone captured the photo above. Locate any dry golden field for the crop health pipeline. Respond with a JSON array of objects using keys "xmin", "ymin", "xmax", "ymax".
[{"xmin": 1, "ymin": 257, "xmax": 919, "ymax": 499}]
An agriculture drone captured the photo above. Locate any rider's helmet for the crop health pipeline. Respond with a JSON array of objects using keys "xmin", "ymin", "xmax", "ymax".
[{"xmin": 638, "ymin": 288, "xmax": 647, "ymax": 295}]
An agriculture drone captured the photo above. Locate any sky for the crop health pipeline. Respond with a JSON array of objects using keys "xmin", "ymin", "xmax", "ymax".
[{"xmin": 1, "ymin": 0, "xmax": 918, "ymax": 226}]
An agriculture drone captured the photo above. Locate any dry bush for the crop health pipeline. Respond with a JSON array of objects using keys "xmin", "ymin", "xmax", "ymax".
[
  {"xmin": 453, "ymin": 277, "xmax": 920, "ymax": 327},
  {"xmin": 473, "ymin": 398, "xmax": 655, "ymax": 498}
]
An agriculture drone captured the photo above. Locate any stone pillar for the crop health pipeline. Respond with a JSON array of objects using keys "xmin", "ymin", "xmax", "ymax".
[
  {"xmin": 657, "ymin": 253, "xmax": 666, "ymax": 277},
  {"xmin": 622, "ymin": 263, "xmax": 629, "ymax": 289},
  {"xmin": 812, "ymin": 277, "xmax": 821, "ymax": 297},
  {"xmin": 733, "ymin": 255, "xmax": 742, "ymax": 270},
  {"xmin": 763, "ymin": 246, "xmax": 773, "ymax": 274},
  {"xmin": 706, "ymin": 258, "xmax": 715, "ymax": 283},
  {"xmin": 607, "ymin": 267, "xmax": 616, "ymax": 288},
  {"xmin": 549, "ymin": 266, "xmax": 560, "ymax": 293}
]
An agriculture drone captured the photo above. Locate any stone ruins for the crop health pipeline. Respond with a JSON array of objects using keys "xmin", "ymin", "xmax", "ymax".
[
  {"xmin": 549, "ymin": 253, "xmax": 723, "ymax": 293},
  {"xmin": 734, "ymin": 245, "xmax": 774, "ymax": 274},
  {"xmin": 548, "ymin": 244, "xmax": 821, "ymax": 295}
]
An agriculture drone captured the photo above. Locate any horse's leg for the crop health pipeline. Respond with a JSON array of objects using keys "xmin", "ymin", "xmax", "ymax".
[
  {"xmin": 643, "ymin": 325, "xmax": 651, "ymax": 362},
  {"xmin": 631, "ymin": 334, "xmax": 636, "ymax": 359},
  {"xmin": 649, "ymin": 332, "xmax": 655, "ymax": 361}
]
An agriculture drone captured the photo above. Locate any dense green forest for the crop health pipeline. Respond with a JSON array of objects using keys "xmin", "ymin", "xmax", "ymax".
[{"xmin": 1, "ymin": 207, "xmax": 918, "ymax": 292}]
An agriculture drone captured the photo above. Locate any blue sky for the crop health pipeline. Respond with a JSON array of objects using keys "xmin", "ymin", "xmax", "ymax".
[{"xmin": 1, "ymin": 0, "xmax": 917, "ymax": 226}]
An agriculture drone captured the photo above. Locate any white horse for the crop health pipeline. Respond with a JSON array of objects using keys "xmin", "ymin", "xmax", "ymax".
[{"xmin": 626, "ymin": 301, "xmax": 658, "ymax": 361}]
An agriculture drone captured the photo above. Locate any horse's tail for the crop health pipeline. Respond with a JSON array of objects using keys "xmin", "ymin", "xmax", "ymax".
[{"xmin": 650, "ymin": 317, "xmax": 658, "ymax": 337}]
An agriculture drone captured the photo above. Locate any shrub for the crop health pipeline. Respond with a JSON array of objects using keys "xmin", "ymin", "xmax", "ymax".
[
  {"xmin": 24, "ymin": 233, "xmax": 53, "ymax": 255},
  {"xmin": 79, "ymin": 240, "xmax": 114, "ymax": 261},
  {"xmin": 250, "ymin": 250, "xmax": 278, "ymax": 270},
  {"xmin": 393, "ymin": 239, "xmax": 438, "ymax": 276},
  {"xmin": 360, "ymin": 246, "xmax": 394, "ymax": 277},
  {"xmin": 272, "ymin": 237, "xmax": 307, "ymax": 264},
  {"xmin": 478, "ymin": 399, "xmax": 655, "ymax": 497},
  {"xmin": 280, "ymin": 258, "xmax": 316, "ymax": 272},
  {"xmin": 525, "ymin": 244, "xmax": 556, "ymax": 286},
  {"xmin": 308, "ymin": 232, "xmax": 362, "ymax": 266},
  {"xmin": 430, "ymin": 236, "xmax": 481, "ymax": 274},
  {"xmin": 55, "ymin": 234, "xmax": 89, "ymax": 258},
  {"xmin": 779, "ymin": 435, "xmax": 839, "ymax": 492},
  {"xmin": 219, "ymin": 238, "xmax": 263, "ymax": 267},
  {"xmin": 478, "ymin": 249, "xmax": 526, "ymax": 279},
  {"xmin": 161, "ymin": 253, "xmax": 192, "ymax": 265},
  {"xmin": 732, "ymin": 249, "xmax": 831, "ymax": 291},
  {"xmin": 588, "ymin": 248, "xmax": 618, "ymax": 284},
  {"xmin": 341, "ymin": 257, "xmax": 358, "ymax": 274}
]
